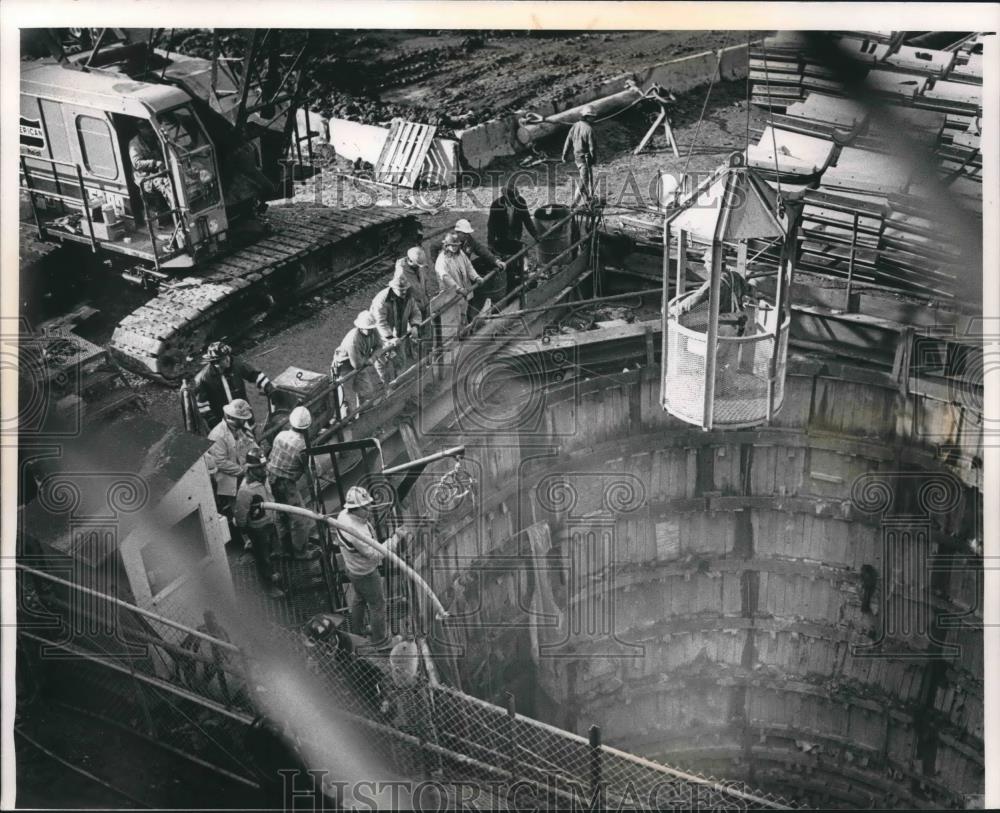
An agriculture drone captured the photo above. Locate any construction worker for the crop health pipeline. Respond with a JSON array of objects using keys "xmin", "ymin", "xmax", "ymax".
[
  {"xmin": 394, "ymin": 247, "xmax": 436, "ymax": 322},
  {"xmin": 129, "ymin": 120, "xmax": 175, "ymax": 234},
  {"xmin": 669, "ymin": 265, "xmax": 756, "ymax": 322},
  {"xmin": 370, "ymin": 267, "xmax": 420, "ymax": 373},
  {"xmin": 435, "ymin": 231, "xmax": 483, "ymax": 323},
  {"xmin": 335, "ymin": 486, "xmax": 407, "ymax": 648},
  {"xmin": 233, "ymin": 451, "xmax": 285, "ymax": 599},
  {"xmin": 194, "ymin": 341, "xmax": 275, "ymax": 431},
  {"xmin": 267, "ymin": 406, "xmax": 320, "ymax": 560},
  {"xmin": 207, "ymin": 399, "xmax": 257, "ymax": 548},
  {"xmin": 561, "ymin": 106, "xmax": 598, "ymax": 202},
  {"xmin": 488, "ymin": 178, "xmax": 538, "ymax": 295},
  {"xmin": 331, "ymin": 311, "xmax": 388, "ymax": 413},
  {"xmin": 670, "ymin": 264, "xmax": 758, "ymax": 372},
  {"xmin": 452, "ymin": 219, "xmax": 505, "ymax": 274}
]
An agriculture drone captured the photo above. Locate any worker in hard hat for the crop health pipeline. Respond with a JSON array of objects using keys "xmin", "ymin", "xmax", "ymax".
[
  {"xmin": 370, "ymin": 267, "xmax": 421, "ymax": 374},
  {"xmin": 335, "ymin": 486, "xmax": 407, "ymax": 648},
  {"xmin": 194, "ymin": 341, "xmax": 275, "ymax": 431},
  {"xmin": 669, "ymin": 264, "xmax": 756, "ymax": 321},
  {"xmin": 670, "ymin": 262, "xmax": 759, "ymax": 372},
  {"xmin": 561, "ymin": 106, "xmax": 598, "ymax": 203},
  {"xmin": 488, "ymin": 177, "xmax": 539, "ymax": 295},
  {"xmin": 435, "ymin": 231, "xmax": 484, "ymax": 325},
  {"xmin": 267, "ymin": 406, "xmax": 321, "ymax": 560},
  {"xmin": 331, "ymin": 311, "xmax": 388, "ymax": 414},
  {"xmin": 208, "ymin": 399, "xmax": 258, "ymax": 501},
  {"xmin": 233, "ymin": 451, "xmax": 285, "ymax": 599},
  {"xmin": 207, "ymin": 399, "xmax": 258, "ymax": 551},
  {"xmin": 451, "ymin": 218, "xmax": 504, "ymax": 272},
  {"xmin": 394, "ymin": 246, "xmax": 436, "ymax": 323}
]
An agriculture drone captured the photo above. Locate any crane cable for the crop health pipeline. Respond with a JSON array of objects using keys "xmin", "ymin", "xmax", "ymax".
[{"xmin": 760, "ymin": 35, "xmax": 783, "ymax": 202}]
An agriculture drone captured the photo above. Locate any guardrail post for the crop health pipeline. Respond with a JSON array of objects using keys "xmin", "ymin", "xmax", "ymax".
[
  {"xmin": 589, "ymin": 724, "xmax": 603, "ymax": 804},
  {"xmin": 504, "ymin": 691, "xmax": 518, "ymax": 781}
]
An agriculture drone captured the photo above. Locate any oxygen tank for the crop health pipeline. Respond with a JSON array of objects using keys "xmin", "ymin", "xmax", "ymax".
[{"xmin": 179, "ymin": 378, "xmax": 203, "ymax": 435}]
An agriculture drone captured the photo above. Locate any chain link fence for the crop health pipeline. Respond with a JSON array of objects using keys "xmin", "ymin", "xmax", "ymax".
[{"xmin": 19, "ymin": 560, "xmax": 800, "ymax": 810}]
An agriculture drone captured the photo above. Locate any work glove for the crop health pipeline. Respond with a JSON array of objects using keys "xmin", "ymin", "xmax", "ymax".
[
  {"xmin": 249, "ymin": 494, "xmax": 265, "ymax": 521},
  {"xmin": 264, "ymin": 381, "xmax": 276, "ymax": 396}
]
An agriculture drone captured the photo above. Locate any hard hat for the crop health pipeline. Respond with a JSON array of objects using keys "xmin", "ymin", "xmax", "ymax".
[
  {"xmin": 389, "ymin": 639, "xmax": 421, "ymax": 687},
  {"xmin": 344, "ymin": 485, "xmax": 374, "ymax": 509},
  {"xmin": 453, "ymin": 218, "xmax": 475, "ymax": 234},
  {"xmin": 223, "ymin": 398, "xmax": 253, "ymax": 421},
  {"xmin": 406, "ymin": 247, "xmax": 427, "ymax": 267},
  {"xmin": 245, "ymin": 450, "xmax": 267, "ymax": 468},
  {"xmin": 204, "ymin": 341, "xmax": 232, "ymax": 361},
  {"xmin": 581, "ymin": 106, "xmax": 597, "ymax": 119},
  {"xmin": 443, "ymin": 231, "xmax": 463, "ymax": 247},
  {"xmin": 389, "ymin": 267, "xmax": 410, "ymax": 294},
  {"xmin": 354, "ymin": 311, "xmax": 377, "ymax": 330},
  {"xmin": 289, "ymin": 405, "xmax": 312, "ymax": 430}
]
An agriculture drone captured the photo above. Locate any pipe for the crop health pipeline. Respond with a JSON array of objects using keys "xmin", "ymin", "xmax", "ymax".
[
  {"xmin": 382, "ymin": 446, "xmax": 465, "ymax": 476},
  {"xmin": 260, "ymin": 502, "xmax": 449, "ymax": 620},
  {"xmin": 516, "ymin": 86, "xmax": 644, "ymax": 145}
]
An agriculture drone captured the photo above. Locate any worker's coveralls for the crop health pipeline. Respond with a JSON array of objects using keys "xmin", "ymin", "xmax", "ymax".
[
  {"xmin": 431, "ymin": 230, "xmax": 499, "ymax": 267},
  {"xmin": 129, "ymin": 130, "xmax": 174, "ymax": 222},
  {"xmin": 335, "ymin": 509, "xmax": 403, "ymax": 646},
  {"xmin": 207, "ymin": 419, "xmax": 256, "ymax": 499},
  {"xmin": 394, "ymin": 257, "xmax": 437, "ymax": 321},
  {"xmin": 562, "ymin": 119, "xmax": 597, "ymax": 200},
  {"xmin": 194, "ymin": 357, "xmax": 273, "ymax": 431},
  {"xmin": 435, "ymin": 250, "xmax": 483, "ymax": 325},
  {"xmin": 370, "ymin": 286, "xmax": 420, "ymax": 374},
  {"xmin": 266, "ymin": 429, "xmax": 314, "ymax": 556},
  {"xmin": 234, "ymin": 474, "xmax": 281, "ymax": 589},
  {"xmin": 331, "ymin": 327, "xmax": 387, "ymax": 411}
]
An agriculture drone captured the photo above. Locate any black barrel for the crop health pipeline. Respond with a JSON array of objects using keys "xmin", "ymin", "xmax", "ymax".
[{"xmin": 533, "ymin": 204, "xmax": 573, "ymax": 269}]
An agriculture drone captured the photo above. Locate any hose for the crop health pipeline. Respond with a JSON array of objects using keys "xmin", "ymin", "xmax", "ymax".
[{"xmin": 260, "ymin": 502, "xmax": 449, "ymax": 620}]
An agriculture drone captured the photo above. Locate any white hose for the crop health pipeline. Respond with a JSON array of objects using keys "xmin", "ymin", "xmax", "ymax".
[{"xmin": 260, "ymin": 501, "xmax": 450, "ymax": 620}]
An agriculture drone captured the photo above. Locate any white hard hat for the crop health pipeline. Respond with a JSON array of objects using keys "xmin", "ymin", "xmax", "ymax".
[
  {"xmin": 390, "ymin": 267, "xmax": 410, "ymax": 294},
  {"xmin": 406, "ymin": 247, "xmax": 427, "ymax": 266},
  {"xmin": 453, "ymin": 218, "xmax": 475, "ymax": 234},
  {"xmin": 344, "ymin": 485, "xmax": 374, "ymax": 509},
  {"xmin": 354, "ymin": 311, "xmax": 376, "ymax": 330},
  {"xmin": 223, "ymin": 398, "xmax": 253, "ymax": 421},
  {"xmin": 581, "ymin": 105, "xmax": 597, "ymax": 119},
  {"xmin": 389, "ymin": 639, "xmax": 420, "ymax": 687},
  {"xmin": 289, "ymin": 406, "xmax": 312, "ymax": 430}
]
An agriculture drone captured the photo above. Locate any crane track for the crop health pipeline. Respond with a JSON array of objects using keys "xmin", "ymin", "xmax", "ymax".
[{"xmin": 109, "ymin": 204, "xmax": 420, "ymax": 383}]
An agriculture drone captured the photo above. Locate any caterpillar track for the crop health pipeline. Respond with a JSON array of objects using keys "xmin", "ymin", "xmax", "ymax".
[{"xmin": 109, "ymin": 203, "xmax": 420, "ymax": 382}]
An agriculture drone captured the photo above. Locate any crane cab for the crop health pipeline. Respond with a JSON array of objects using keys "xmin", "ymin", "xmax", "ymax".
[{"xmin": 20, "ymin": 62, "xmax": 231, "ymax": 276}]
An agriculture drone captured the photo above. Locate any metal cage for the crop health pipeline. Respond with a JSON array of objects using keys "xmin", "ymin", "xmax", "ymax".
[{"xmin": 664, "ymin": 298, "xmax": 790, "ymax": 428}]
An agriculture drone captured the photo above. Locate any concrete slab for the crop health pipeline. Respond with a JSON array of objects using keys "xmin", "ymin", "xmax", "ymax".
[
  {"xmin": 456, "ymin": 115, "xmax": 520, "ymax": 170},
  {"xmin": 329, "ymin": 117, "xmax": 390, "ymax": 165}
]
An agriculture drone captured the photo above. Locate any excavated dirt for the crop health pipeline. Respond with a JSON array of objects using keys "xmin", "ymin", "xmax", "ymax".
[{"xmin": 173, "ymin": 29, "xmax": 743, "ymax": 128}]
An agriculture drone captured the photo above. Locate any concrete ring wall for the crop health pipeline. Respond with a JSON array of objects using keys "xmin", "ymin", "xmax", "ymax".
[{"xmin": 398, "ymin": 360, "xmax": 983, "ymax": 809}]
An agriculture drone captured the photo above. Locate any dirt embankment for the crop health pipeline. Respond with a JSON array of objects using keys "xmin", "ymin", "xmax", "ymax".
[{"xmin": 173, "ymin": 29, "xmax": 741, "ymax": 129}]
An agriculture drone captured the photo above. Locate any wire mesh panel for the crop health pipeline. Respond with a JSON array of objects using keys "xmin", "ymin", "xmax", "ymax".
[
  {"xmin": 664, "ymin": 300, "xmax": 709, "ymax": 425},
  {"xmin": 664, "ymin": 297, "xmax": 791, "ymax": 429},
  {"xmin": 18, "ymin": 566, "xmax": 798, "ymax": 809}
]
